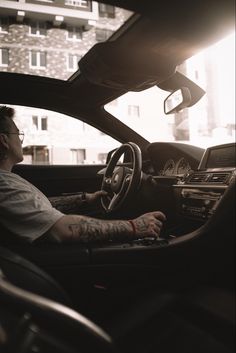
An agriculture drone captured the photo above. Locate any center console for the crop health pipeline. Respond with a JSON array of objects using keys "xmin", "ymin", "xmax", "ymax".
[{"xmin": 174, "ymin": 143, "xmax": 236, "ymax": 222}]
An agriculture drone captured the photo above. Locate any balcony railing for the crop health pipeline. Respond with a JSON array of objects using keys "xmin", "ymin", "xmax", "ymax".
[
  {"xmin": 64, "ymin": 0, "xmax": 90, "ymax": 8},
  {"xmin": 24, "ymin": 0, "xmax": 92, "ymax": 12}
]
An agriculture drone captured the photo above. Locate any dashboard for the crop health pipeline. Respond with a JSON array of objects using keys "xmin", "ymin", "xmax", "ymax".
[
  {"xmin": 146, "ymin": 142, "xmax": 235, "ymax": 230},
  {"xmin": 173, "ymin": 142, "xmax": 236, "ymax": 222},
  {"xmin": 146, "ymin": 142, "xmax": 204, "ymax": 177}
]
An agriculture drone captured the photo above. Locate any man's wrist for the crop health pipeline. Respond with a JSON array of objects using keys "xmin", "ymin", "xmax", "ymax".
[
  {"xmin": 76, "ymin": 192, "xmax": 87, "ymax": 205},
  {"xmin": 81, "ymin": 191, "xmax": 87, "ymax": 203},
  {"xmin": 128, "ymin": 219, "xmax": 136, "ymax": 237}
]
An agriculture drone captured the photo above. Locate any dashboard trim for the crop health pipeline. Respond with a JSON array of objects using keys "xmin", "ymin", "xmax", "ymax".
[{"xmin": 174, "ymin": 184, "xmax": 228, "ymax": 189}]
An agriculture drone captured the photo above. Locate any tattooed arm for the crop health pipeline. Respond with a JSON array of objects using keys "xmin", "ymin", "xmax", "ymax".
[
  {"xmin": 49, "ymin": 190, "xmax": 107, "ymax": 214},
  {"xmin": 47, "ymin": 211, "xmax": 166, "ymax": 243},
  {"xmin": 49, "ymin": 194, "xmax": 86, "ymax": 214}
]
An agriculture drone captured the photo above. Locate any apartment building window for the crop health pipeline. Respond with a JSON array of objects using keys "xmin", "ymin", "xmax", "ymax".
[
  {"xmin": 67, "ymin": 54, "xmax": 80, "ymax": 71},
  {"xmin": 98, "ymin": 3, "xmax": 115, "ymax": 18},
  {"xmin": 30, "ymin": 51, "xmax": 46, "ymax": 69},
  {"xmin": 128, "ymin": 105, "xmax": 140, "ymax": 117},
  {"xmin": 41, "ymin": 117, "xmax": 48, "ymax": 130},
  {"xmin": 65, "ymin": 0, "xmax": 89, "ymax": 9},
  {"xmin": 32, "ymin": 116, "xmax": 48, "ymax": 130},
  {"xmin": 29, "ymin": 21, "xmax": 47, "ymax": 36},
  {"xmin": 96, "ymin": 28, "xmax": 113, "ymax": 42},
  {"xmin": 71, "ymin": 149, "xmax": 86, "ymax": 164},
  {"xmin": 0, "ymin": 17, "xmax": 9, "ymax": 32},
  {"xmin": 0, "ymin": 48, "xmax": 9, "ymax": 66},
  {"xmin": 33, "ymin": 146, "xmax": 49, "ymax": 164},
  {"xmin": 98, "ymin": 152, "xmax": 107, "ymax": 164},
  {"xmin": 67, "ymin": 26, "xmax": 82, "ymax": 41},
  {"xmin": 23, "ymin": 145, "xmax": 49, "ymax": 165}
]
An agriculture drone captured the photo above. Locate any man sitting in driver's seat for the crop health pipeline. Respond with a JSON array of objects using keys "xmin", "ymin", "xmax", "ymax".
[{"xmin": 0, "ymin": 106, "xmax": 166, "ymax": 244}]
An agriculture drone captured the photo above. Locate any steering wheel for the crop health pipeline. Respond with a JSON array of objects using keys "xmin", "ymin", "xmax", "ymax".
[{"xmin": 101, "ymin": 142, "xmax": 142, "ymax": 212}]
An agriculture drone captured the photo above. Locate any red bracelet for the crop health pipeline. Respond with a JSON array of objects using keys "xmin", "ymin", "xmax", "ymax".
[{"xmin": 128, "ymin": 220, "xmax": 136, "ymax": 237}]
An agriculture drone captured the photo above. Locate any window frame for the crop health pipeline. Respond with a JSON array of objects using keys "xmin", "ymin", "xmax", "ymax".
[
  {"xmin": 95, "ymin": 28, "xmax": 113, "ymax": 42},
  {"xmin": 71, "ymin": 148, "xmax": 86, "ymax": 164},
  {"xmin": 29, "ymin": 51, "xmax": 47, "ymax": 69},
  {"xmin": 128, "ymin": 104, "xmax": 140, "ymax": 118},
  {"xmin": 98, "ymin": 3, "xmax": 115, "ymax": 18},
  {"xmin": 0, "ymin": 17, "xmax": 9, "ymax": 33},
  {"xmin": 32, "ymin": 115, "xmax": 48, "ymax": 131},
  {"xmin": 0, "ymin": 48, "xmax": 9, "ymax": 67},
  {"xmin": 67, "ymin": 26, "xmax": 83, "ymax": 41},
  {"xmin": 67, "ymin": 54, "xmax": 80, "ymax": 71},
  {"xmin": 29, "ymin": 21, "xmax": 47, "ymax": 37}
]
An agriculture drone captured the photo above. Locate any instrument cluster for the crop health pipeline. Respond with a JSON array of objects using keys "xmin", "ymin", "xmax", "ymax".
[{"xmin": 160, "ymin": 157, "xmax": 192, "ymax": 176}]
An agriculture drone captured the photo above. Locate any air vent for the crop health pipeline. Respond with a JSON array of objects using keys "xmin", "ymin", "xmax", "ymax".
[
  {"xmin": 208, "ymin": 173, "xmax": 229, "ymax": 183},
  {"xmin": 188, "ymin": 173, "xmax": 208, "ymax": 183}
]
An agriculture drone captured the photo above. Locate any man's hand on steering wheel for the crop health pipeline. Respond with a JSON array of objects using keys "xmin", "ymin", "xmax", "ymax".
[{"xmin": 86, "ymin": 190, "xmax": 108, "ymax": 206}]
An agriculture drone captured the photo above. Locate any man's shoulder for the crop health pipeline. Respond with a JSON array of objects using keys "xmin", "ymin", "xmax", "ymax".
[{"xmin": 0, "ymin": 170, "xmax": 30, "ymax": 188}]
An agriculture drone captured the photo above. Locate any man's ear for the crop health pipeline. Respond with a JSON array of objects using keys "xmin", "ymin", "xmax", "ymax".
[{"xmin": 0, "ymin": 133, "xmax": 9, "ymax": 149}]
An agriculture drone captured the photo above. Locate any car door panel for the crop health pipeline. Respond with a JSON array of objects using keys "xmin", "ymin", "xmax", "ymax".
[{"xmin": 13, "ymin": 164, "xmax": 104, "ymax": 197}]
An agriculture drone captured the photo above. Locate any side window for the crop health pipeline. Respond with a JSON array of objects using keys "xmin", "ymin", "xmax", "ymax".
[{"xmin": 12, "ymin": 105, "xmax": 119, "ymax": 165}]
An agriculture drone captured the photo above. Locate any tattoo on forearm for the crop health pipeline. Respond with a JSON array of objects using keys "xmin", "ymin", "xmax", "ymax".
[
  {"xmin": 49, "ymin": 194, "xmax": 84, "ymax": 214},
  {"xmin": 67, "ymin": 216, "xmax": 132, "ymax": 243}
]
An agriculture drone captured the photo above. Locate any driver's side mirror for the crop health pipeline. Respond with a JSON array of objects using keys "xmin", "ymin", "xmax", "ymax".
[{"xmin": 164, "ymin": 87, "xmax": 191, "ymax": 114}]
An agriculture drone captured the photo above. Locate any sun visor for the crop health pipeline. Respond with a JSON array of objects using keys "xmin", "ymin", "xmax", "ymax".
[{"xmin": 78, "ymin": 41, "xmax": 177, "ymax": 91}]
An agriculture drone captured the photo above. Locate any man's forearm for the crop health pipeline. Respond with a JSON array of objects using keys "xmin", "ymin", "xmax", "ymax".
[
  {"xmin": 47, "ymin": 211, "xmax": 166, "ymax": 243},
  {"xmin": 49, "ymin": 194, "xmax": 85, "ymax": 214},
  {"xmin": 49, "ymin": 215, "xmax": 133, "ymax": 243}
]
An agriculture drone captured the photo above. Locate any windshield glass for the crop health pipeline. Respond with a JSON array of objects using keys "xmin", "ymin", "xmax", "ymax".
[
  {"xmin": 105, "ymin": 32, "xmax": 235, "ymax": 148},
  {"xmin": 0, "ymin": 2, "xmax": 132, "ymax": 80}
]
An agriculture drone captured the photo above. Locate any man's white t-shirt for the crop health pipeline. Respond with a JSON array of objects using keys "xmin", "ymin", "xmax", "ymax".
[{"xmin": 0, "ymin": 169, "xmax": 64, "ymax": 243}]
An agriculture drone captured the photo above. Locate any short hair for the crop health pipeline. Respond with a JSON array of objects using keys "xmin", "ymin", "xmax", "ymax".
[{"xmin": 0, "ymin": 106, "xmax": 15, "ymax": 133}]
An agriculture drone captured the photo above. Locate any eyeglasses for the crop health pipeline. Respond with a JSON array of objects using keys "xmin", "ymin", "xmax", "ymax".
[{"xmin": 1, "ymin": 131, "xmax": 24, "ymax": 143}]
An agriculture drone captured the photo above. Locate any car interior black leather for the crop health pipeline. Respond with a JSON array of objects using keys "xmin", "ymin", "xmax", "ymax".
[
  {"xmin": 0, "ymin": 246, "xmax": 118, "ymax": 353},
  {"xmin": 0, "ymin": 246, "xmax": 71, "ymax": 306}
]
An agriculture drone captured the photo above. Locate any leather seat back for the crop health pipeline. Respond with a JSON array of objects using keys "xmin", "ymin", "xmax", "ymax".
[{"xmin": 0, "ymin": 246, "xmax": 71, "ymax": 306}]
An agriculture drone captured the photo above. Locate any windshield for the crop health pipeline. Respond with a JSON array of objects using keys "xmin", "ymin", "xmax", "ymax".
[
  {"xmin": 0, "ymin": 1, "xmax": 235, "ymax": 165},
  {"xmin": 0, "ymin": 2, "xmax": 132, "ymax": 80},
  {"xmin": 105, "ymin": 32, "xmax": 235, "ymax": 148}
]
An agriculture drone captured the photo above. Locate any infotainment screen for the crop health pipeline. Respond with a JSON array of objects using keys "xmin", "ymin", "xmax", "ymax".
[
  {"xmin": 199, "ymin": 143, "xmax": 236, "ymax": 170},
  {"xmin": 207, "ymin": 144, "xmax": 235, "ymax": 169}
]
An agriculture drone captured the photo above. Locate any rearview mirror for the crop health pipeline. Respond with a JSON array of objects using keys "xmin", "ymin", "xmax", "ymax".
[{"xmin": 164, "ymin": 87, "xmax": 191, "ymax": 114}]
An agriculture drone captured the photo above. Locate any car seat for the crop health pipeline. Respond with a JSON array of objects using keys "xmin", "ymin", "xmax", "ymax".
[{"xmin": 0, "ymin": 246, "xmax": 118, "ymax": 353}]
